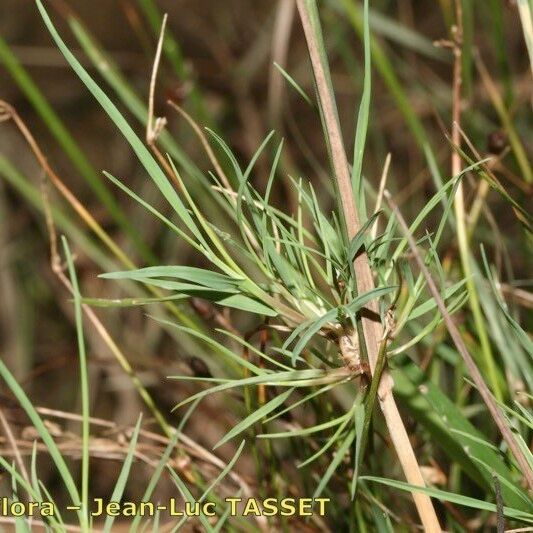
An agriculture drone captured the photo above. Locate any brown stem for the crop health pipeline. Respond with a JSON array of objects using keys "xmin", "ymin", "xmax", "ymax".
[
  {"xmin": 385, "ymin": 190, "xmax": 533, "ymax": 492},
  {"xmin": 296, "ymin": 2, "xmax": 441, "ymax": 530}
]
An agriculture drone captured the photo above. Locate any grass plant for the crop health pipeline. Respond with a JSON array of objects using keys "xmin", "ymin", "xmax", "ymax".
[{"xmin": 0, "ymin": 0, "xmax": 532, "ymax": 530}]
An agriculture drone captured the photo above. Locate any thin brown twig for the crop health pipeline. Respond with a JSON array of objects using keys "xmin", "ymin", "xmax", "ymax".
[
  {"xmin": 0, "ymin": 100, "xmax": 131, "ymax": 268},
  {"xmin": 385, "ymin": 189, "xmax": 533, "ymax": 492},
  {"xmin": 144, "ymin": 14, "xmax": 183, "ymax": 191},
  {"xmin": 34, "ymin": 407, "xmax": 252, "ymax": 497},
  {"xmin": 167, "ymin": 101, "xmax": 231, "ymax": 191},
  {"xmin": 0, "ymin": 407, "xmax": 30, "ymax": 487}
]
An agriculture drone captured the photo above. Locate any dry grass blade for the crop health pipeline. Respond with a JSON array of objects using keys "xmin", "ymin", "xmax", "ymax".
[
  {"xmin": 0, "ymin": 100, "xmax": 131, "ymax": 268},
  {"xmin": 144, "ymin": 13, "xmax": 184, "ymax": 192},
  {"xmin": 296, "ymin": 1, "xmax": 441, "ymax": 530},
  {"xmin": 385, "ymin": 189, "xmax": 533, "ymax": 492},
  {"xmin": 33, "ymin": 407, "xmax": 252, "ymax": 496},
  {"xmin": 0, "ymin": 407, "xmax": 30, "ymax": 486},
  {"xmin": 38, "ymin": 168, "xmax": 173, "ymax": 442},
  {"xmin": 167, "ymin": 101, "xmax": 232, "ymax": 191},
  {"xmin": 146, "ymin": 13, "xmax": 168, "ymax": 146}
]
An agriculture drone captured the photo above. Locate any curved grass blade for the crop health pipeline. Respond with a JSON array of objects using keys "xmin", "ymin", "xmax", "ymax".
[
  {"xmin": 313, "ymin": 426, "xmax": 356, "ymax": 498},
  {"xmin": 35, "ymin": 0, "xmax": 207, "ymax": 249},
  {"xmin": 214, "ymin": 388, "xmax": 293, "ymax": 449},
  {"xmin": 0, "ymin": 362, "xmax": 82, "ymax": 521},
  {"xmin": 167, "ymin": 469, "xmax": 215, "ymax": 533},
  {"xmin": 258, "ymin": 411, "xmax": 349, "ymax": 439},
  {"xmin": 130, "ymin": 430, "xmax": 180, "ymax": 532}
]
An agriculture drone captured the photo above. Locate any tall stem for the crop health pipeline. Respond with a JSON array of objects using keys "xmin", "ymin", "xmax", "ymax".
[
  {"xmin": 451, "ymin": 0, "xmax": 503, "ymax": 401},
  {"xmin": 296, "ymin": 1, "xmax": 441, "ymax": 530}
]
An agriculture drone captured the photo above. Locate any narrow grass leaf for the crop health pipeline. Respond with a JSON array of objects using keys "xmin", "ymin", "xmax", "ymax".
[
  {"xmin": 62, "ymin": 237, "xmax": 90, "ymax": 525},
  {"xmin": 0, "ymin": 360, "xmax": 82, "ymax": 518},
  {"xmin": 168, "ymin": 469, "xmax": 215, "ymax": 532},
  {"xmin": 35, "ymin": 1, "xmax": 206, "ymax": 247},
  {"xmin": 313, "ymin": 427, "xmax": 356, "ymax": 498},
  {"xmin": 214, "ymin": 388, "xmax": 294, "ymax": 449},
  {"xmin": 273, "ymin": 62, "xmax": 314, "ymax": 106},
  {"xmin": 361, "ymin": 476, "xmax": 533, "ymax": 523},
  {"xmin": 103, "ymin": 415, "xmax": 143, "ymax": 533}
]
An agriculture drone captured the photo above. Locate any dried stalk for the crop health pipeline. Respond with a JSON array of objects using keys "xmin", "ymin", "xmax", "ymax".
[
  {"xmin": 35, "ymin": 407, "xmax": 252, "ymax": 497},
  {"xmin": 0, "ymin": 408, "xmax": 30, "ymax": 486},
  {"xmin": 0, "ymin": 101, "xmax": 132, "ymax": 269},
  {"xmin": 39, "ymin": 175, "xmax": 173, "ymax": 441},
  {"xmin": 385, "ymin": 190, "xmax": 533, "ymax": 492},
  {"xmin": 146, "ymin": 13, "xmax": 168, "ymax": 147},
  {"xmin": 144, "ymin": 13, "xmax": 184, "ymax": 192},
  {"xmin": 296, "ymin": 1, "xmax": 441, "ymax": 530}
]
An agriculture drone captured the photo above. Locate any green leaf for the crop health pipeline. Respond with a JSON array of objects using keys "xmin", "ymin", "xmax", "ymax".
[
  {"xmin": 408, "ymin": 278, "xmax": 468, "ymax": 321},
  {"xmin": 82, "ymin": 294, "xmax": 188, "ymax": 308},
  {"xmin": 172, "ymin": 369, "xmax": 328, "ymax": 409},
  {"xmin": 214, "ymin": 294, "xmax": 278, "ymax": 316},
  {"xmin": 214, "ymin": 389, "xmax": 294, "ymax": 448},
  {"xmin": 101, "ymin": 266, "xmax": 244, "ymax": 291},
  {"xmin": 351, "ymin": 0, "xmax": 371, "ymax": 217},
  {"xmin": 273, "ymin": 62, "xmax": 314, "ymax": 106},
  {"xmin": 63, "ymin": 237, "xmax": 90, "ymax": 525},
  {"xmin": 258, "ymin": 412, "xmax": 349, "ymax": 439},
  {"xmin": 361, "ymin": 476, "xmax": 533, "ymax": 523},
  {"xmin": 393, "ymin": 364, "xmax": 530, "ymax": 510},
  {"xmin": 350, "ymin": 403, "xmax": 365, "ymax": 498},
  {"xmin": 348, "ymin": 210, "xmax": 381, "ymax": 261},
  {"xmin": 151, "ymin": 318, "xmax": 265, "ymax": 375},
  {"xmin": 168, "ymin": 469, "xmax": 215, "ymax": 533},
  {"xmin": 35, "ymin": 0, "xmax": 206, "ymax": 248},
  {"xmin": 103, "ymin": 416, "xmax": 143, "ymax": 533},
  {"xmin": 0, "ymin": 361, "xmax": 82, "ymax": 517},
  {"xmin": 130, "ymin": 430, "xmax": 180, "ymax": 532},
  {"xmin": 313, "ymin": 426, "xmax": 356, "ymax": 498},
  {"xmin": 173, "ymin": 441, "xmax": 247, "ymax": 531}
]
